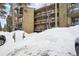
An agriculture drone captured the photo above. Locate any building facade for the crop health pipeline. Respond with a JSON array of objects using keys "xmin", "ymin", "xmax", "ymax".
[
  {"xmin": 34, "ymin": 3, "xmax": 71, "ymax": 32},
  {"xmin": 23, "ymin": 7, "xmax": 34, "ymax": 33},
  {"xmin": 9, "ymin": 3, "xmax": 34, "ymax": 33},
  {"xmin": 8, "ymin": 3, "xmax": 79, "ymax": 33},
  {"xmin": 68, "ymin": 3, "xmax": 79, "ymax": 25}
]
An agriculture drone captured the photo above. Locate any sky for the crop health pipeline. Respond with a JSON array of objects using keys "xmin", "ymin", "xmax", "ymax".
[
  {"xmin": 0, "ymin": 3, "xmax": 46, "ymax": 28},
  {"xmin": 0, "ymin": 3, "xmax": 10, "ymax": 28},
  {"xmin": 28, "ymin": 3, "xmax": 46, "ymax": 9}
]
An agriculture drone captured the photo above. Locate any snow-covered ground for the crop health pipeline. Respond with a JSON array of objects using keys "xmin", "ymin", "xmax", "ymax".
[{"xmin": 0, "ymin": 25, "xmax": 79, "ymax": 56}]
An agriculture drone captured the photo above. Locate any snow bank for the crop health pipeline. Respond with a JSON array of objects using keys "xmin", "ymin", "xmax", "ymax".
[
  {"xmin": 11, "ymin": 30, "xmax": 29, "ymax": 49},
  {"xmin": 1, "ymin": 25, "xmax": 79, "ymax": 56},
  {"xmin": 8, "ymin": 26, "xmax": 79, "ymax": 56},
  {"xmin": 0, "ymin": 32, "xmax": 14, "ymax": 56},
  {"xmin": 68, "ymin": 25, "xmax": 79, "ymax": 38},
  {"xmin": 20, "ymin": 28, "xmax": 76, "ymax": 56}
]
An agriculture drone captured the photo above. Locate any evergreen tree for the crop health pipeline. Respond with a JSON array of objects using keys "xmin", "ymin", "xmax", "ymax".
[
  {"xmin": 0, "ymin": 3, "xmax": 6, "ymax": 19},
  {"xmin": 3, "ymin": 24, "xmax": 7, "ymax": 31},
  {"xmin": 6, "ymin": 15, "xmax": 12, "ymax": 32}
]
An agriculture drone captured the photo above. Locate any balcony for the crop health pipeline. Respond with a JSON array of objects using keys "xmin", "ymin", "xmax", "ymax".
[
  {"xmin": 17, "ymin": 13, "xmax": 23, "ymax": 18},
  {"xmin": 0, "ymin": 9, "xmax": 6, "ymax": 14},
  {"xmin": 68, "ymin": 4, "xmax": 79, "ymax": 17}
]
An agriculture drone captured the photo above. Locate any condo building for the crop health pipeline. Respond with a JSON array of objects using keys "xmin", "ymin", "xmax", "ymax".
[
  {"xmin": 34, "ymin": 3, "xmax": 71, "ymax": 32},
  {"xmin": 7, "ymin": 3, "xmax": 79, "ymax": 33}
]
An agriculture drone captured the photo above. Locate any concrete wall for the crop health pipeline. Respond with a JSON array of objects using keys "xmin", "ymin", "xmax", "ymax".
[
  {"xmin": 67, "ymin": 4, "xmax": 72, "ymax": 26},
  {"xmin": 23, "ymin": 7, "xmax": 34, "ymax": 33},
  {"xmin": 59, "ymin": 3, "xmax": 71, "ymax": 27}
]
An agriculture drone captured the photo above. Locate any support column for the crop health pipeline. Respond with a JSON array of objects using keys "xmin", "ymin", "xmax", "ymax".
[
  {"xmin": 11, "ymin": 3, "xmax": 15, "ymax": 31},
  {"xmin": 55, "ymin": 3, "xmax": 58, "ymax": 27},
  {"xmin": 59, "ymin": 3, "xmax": 68, "ymax": 27}
]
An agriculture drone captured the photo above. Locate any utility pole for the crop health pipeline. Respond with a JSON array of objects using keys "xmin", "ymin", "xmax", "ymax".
[{"xmin": 55, "ymin": 3, "xmax": 58, "ymax": 27}]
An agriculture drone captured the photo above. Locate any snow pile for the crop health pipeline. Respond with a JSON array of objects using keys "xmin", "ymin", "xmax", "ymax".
[
  {"xmin": 68, "ymin": 25, "xmax": 79, "ymax": 38},
  {"xmin": 0, "ymin": 30, "xmax": 30, "ymax": 56},
  {"xmin": 11, "ymin": 30, "xmax": 30, "ymax": 49},
  {"xmin": 25, "ymin": 28, "xmax": 76, "ymax": 56},
  {"xmin": 0, "ymin": 32, "xmax": 14, "ymax": 56},
  {"xmin": 7, "ymin": 26, "xmax": 79, "ymax": 56},
  {"xmin": 1, "ymin": 25, "xmax": 79, "ymax": 56}
]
